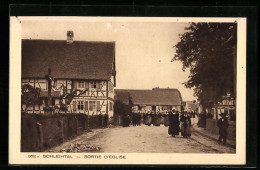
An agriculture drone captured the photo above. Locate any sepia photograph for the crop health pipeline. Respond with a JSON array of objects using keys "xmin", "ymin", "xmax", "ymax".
[{"xmin": 9, "ymin": 16, "xmax": 246, "ymax": 165}]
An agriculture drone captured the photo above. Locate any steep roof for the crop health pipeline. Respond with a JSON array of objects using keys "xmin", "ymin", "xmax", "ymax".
[
  {"xmin": 115, "ymin": 88, "xmax": 183, "ymax": 106},
  {"xmin": 22, "ymin": 39, "xmax": 115, "ymax": 80}
]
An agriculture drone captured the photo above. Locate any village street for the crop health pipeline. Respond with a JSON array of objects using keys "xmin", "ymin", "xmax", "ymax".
[{"xmin": 48, "ymin": 118, "xmax": 235, "ymax": 153}]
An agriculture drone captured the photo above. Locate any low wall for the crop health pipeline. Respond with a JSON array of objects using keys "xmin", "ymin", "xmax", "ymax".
[
  {"xmin": 21, "ymin": 113, "xmax": 108, "ymax": 152},
  {"xmin": 206, "ymin": 119, "xmax": 236, "ymax": 140},
  {"xmin": 21, "ymin": 115, "xmax": 42, "ymax": 152}
]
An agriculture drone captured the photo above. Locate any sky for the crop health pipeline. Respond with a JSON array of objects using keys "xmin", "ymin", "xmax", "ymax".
[{"xmin": 21, "ymin": 17, "xmax": 196, "ymax": 101}]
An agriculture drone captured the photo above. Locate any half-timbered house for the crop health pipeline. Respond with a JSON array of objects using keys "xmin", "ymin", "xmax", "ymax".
[
  {"xmin": 21, "ymin": 37, "xmax": 116, "ymax": 118},
  {"xmin": 114, "ymin": 88, "xmax": 183, "ymax": 114}
]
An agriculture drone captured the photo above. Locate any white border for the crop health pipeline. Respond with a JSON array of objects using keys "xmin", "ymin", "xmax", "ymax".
[{"xmin": 9, "ymin": 17, "xmax": 246, "ymax": 165}]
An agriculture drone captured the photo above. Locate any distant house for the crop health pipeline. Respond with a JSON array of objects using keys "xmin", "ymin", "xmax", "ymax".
[
  {"xmin": 212, "ymin": 95, "xmax": 236, "ymax": 121},
  {"xmin": 21, "ymin": 37, "xmax": 116, "ymax": 117},
  {"xmin": 183, "ymin": 101, "xmax": 199, "ymax": 112},
  {"xmin": 115, "ymin": 88, "xmax": 183, "ymax": 113}
]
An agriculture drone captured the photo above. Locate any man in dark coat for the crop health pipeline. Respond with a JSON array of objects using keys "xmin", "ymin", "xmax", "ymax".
[{"xmin": 217, "ymin": 113, "xmax": 229, "ymax": 145}]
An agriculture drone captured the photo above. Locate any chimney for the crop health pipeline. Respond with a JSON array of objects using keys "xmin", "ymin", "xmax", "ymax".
[{"xmin": 67, "ymin": 30, "xmax": 74, "ymax": 44}]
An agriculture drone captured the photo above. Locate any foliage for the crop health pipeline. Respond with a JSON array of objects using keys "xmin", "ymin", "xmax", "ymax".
[
  {"xmin": 114, "ymin": 100, "xmax": 132, "ymax": 116},
  {"xmin": 21, "ymin": 84, "xmax": 42, "ymax": 113},
  {"xmin": 172, "ymin": 23, "xmax": 237, "ymax": 109},
  {"xmin": 55, "ymin": 84, "xmax": 88, "ymax": 113}
]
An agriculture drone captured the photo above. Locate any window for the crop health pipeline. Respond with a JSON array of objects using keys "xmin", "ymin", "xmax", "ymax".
[
  {"xmin": 36, "ymin": 79, "xmax": 47, "ymax": 90},
  {"xmin": 89, "ymin": 101, "xmax": 96, "ymax": 111},
  {"xmin": 91, "ymin": 81, "xmax": 100, "ymax": 89},
  {"xmin": 78, "ymin": 81, "xmax": 85, "ymax": 89},
  {"xmin": 97, "ymin": 101, "xmax": 100, "ymax": 111},
  {"xmin": 78, "ymin": 101, "xmax": 84, "ymax": 110},
  {"xmin": 91, "ymin": 82, "xmax": 97, "ymax": 88}
]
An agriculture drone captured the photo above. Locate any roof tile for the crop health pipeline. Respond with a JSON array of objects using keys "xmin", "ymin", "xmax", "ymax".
[{"xmin": 22, "ymin": 40, "xmax": 115, "ymax": 80}]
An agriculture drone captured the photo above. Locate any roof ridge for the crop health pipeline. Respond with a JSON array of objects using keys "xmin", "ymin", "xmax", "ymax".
[{"xmin": 22, "ymin": 39, "xmax": 116, "ymax": 44}]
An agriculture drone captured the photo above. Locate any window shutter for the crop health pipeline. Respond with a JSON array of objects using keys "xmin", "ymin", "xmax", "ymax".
[
  {"xmin": 85, "ymin": 101, "xmax": 88, "ymax": 111},
  {"xmin": 97, "ymin": 101, "xmax": 100, "ymax": 111},
  {"xmin": 73, "ymin": 101, "xmax": 77, "ymax": 112}
]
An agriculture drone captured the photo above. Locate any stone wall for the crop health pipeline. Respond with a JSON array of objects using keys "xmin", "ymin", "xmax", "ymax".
[{"xmin": 21, "ymin": 113, "xmax": 108, "ymax": 152}]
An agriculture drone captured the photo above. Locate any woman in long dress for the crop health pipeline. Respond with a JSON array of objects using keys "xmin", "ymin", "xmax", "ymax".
[
  {"xmin": 168, "ymin": 111, "xmax": 174, "ymax": 135},
  {"xmin": 153, "ymin": 113, "xmax": 161, "ymax": 126},
  {"xmin": 180, "ymin": 111, "xmax": 191, "ymax": 138},
  {"xmin": 168, "ymin": 110, "xmax": 180, "ymax": 137},
  {"xmin": 145, "ymin": 113, "xmax": 152, "ymax": 126}
]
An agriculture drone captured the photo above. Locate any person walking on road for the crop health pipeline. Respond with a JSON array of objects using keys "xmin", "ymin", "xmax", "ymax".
[
  {"xmin": 168, "ymin": 109, "xmax": 180, "ymax": 137},
  {"xmin": 217, "ymin": 113, "xmax": 229, "ymax": 145},
  {"xmin": 180, "ymin": 111, "xmax": 191, "ymax": 138}
]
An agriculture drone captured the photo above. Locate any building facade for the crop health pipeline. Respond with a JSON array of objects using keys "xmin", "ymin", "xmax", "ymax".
[
  {"xmin": 21, "ymin": 38, "xmax": 116, "ymax": 118},
  {"xmin": 115, "ymin": 88, "xmax": 183, "ymax": 114},
  {"xmin": 212, "ymin": 96, "xmax": 236, "ymax": 121}
]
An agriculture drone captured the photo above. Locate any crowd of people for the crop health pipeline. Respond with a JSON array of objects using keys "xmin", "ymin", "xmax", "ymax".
[
  {"xmin": 120, "ymin": 109, "xmax": 230, "ymax": 145},
  {"xmin": 143, "ymin": 109, "xmax": 193, "ymax": 138},
  {"xmin": 120, "ymin": 109, "xmax": 195, "ymax": 138}
]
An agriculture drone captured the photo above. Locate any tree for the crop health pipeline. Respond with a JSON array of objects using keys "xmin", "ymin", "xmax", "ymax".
[
  {"xmin": 114, "ymin": 100, "xmax": 129, "ymax": 116},
  {"xmin": 21, "ymin": 84, "xmax": 42, "ymax": 114},
  {"xmin": 114, "ymin": 96, "xmax": 133, "ymax": 116},
  {"xmin": 54, "ymin": 84, "xmax": 88, "ymax": 113},
  {"xmin": 172, "ymin": 23, "xmax": 237, "ymax": 110}
]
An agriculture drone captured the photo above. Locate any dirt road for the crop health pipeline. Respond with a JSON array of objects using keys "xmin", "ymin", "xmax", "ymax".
[{"xmin": 48, "ymin": 124, "xmax": 235, "ymax": 153}]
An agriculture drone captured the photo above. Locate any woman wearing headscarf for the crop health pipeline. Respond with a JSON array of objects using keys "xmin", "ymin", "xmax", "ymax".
[{"xmin": 180, "ymin": 111, "xmax": 191, "ymax": 138}]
